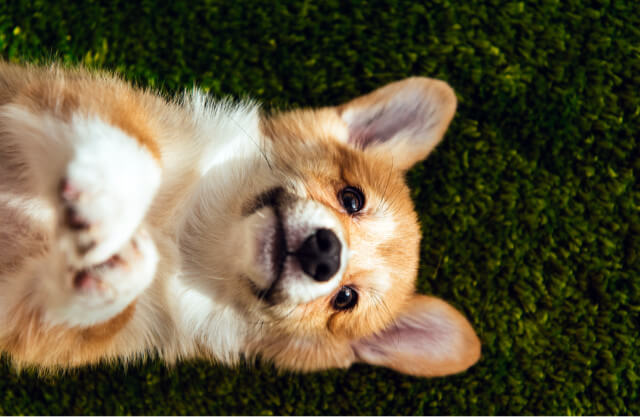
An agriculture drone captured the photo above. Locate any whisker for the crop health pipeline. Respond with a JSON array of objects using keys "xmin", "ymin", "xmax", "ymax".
[
  {"xmin": 376, "ymin": 158, "xmax": 396, "ymax": 213},
  {"xmin": 367, "ymin": 287, "xmax": 398, "ymax": 328},
  {"xmin": 227, "ymin": 112, "xmax": 274, "ymax": 172}
]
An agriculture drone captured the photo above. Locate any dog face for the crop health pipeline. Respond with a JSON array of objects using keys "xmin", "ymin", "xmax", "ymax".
[{"xmin": 191, "ymin": 78, "xmax": 481, "ymax": 377}]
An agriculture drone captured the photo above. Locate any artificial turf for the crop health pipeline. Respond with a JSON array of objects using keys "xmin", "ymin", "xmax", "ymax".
[{"xmin": 1, "ymin": 0, "xmax": 639, "ymax": 414}]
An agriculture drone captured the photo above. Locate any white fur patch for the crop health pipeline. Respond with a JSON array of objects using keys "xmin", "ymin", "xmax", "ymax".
[
  {"xmin": 0, "ymin": 105, "xmax": 162, "ymax": 328},
  {"xmin": 229, "ymin": 194, "xmax": 350, "ymax": 305},
  {"xmin": 278, "ymin": 199, "xmax": 349, "ymax": 304},
  {"xmin": 1, "ymin": 105, "xmax": 162, "ymax": 265},
  {"xmin": 59, "ymin": 114, "xmax": 162, "ymax": 265},
  {"xmin": 169, "ymin": 274, "xmax": 247, "ymax": 363},
  {"xmin": 184, "ymin": 91, "xmax": 263, "ymax": 176}
]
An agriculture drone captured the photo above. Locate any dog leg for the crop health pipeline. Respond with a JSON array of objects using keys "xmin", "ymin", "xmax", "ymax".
[
  {"xmin": 53, "ymin": 115, "xmax": 162, "ymax": 267},
  {"xmin": 1, "ymin": 106, "xmax": 162, "ymax": 327}
]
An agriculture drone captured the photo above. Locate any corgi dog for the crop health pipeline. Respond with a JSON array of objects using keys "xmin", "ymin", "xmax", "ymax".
[{"xmin": 0, "ymin": 62, "xmax": 480, "ymax": 377}]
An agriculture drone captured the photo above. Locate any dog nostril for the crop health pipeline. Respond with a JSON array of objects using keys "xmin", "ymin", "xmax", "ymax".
[
  {"xmin": 315, "ymin": 264, "xmax": 330, "ymax": 281},
  {"xmin": 316, "ymin": 230, "xmax": 332, "ymax": 251},
  {"xmin": 294, "ymin": 228, "xmax": 342, "ymax": 282}
]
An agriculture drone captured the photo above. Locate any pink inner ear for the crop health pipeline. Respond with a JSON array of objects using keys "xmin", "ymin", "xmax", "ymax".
[
  {"xmin": 346, "ymin": 91, "xmax": 438, "ymax": 149},
  {"xmin": 354, "ymin": 311, "xmax": 457, "ymax": 361},
  {"xmin": 351, "ymin": 296, "xmax": 480, "ymax": 376}
]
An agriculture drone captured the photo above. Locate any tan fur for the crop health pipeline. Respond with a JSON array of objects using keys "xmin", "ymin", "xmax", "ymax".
[
  {"xmin": 0, "ymin": 209, "xmax": 49, "ymax": 275},
  {"xmin": 1, "ymin": 62, "xmax": 162, "ymax": 159},
  {"xmin": 1, "ymin": 300, "xmax": 136, "ymax": 369}
]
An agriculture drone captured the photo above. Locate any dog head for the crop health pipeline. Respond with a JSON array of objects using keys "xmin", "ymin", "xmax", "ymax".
[{"xmin": 190, "ymin": 78, "xmax": 480, "ymax": 377}]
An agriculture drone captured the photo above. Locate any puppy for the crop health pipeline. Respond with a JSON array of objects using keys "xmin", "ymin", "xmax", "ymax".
[{"xmin": 0, "ymin": 62, "xmax": 480, "ymax": 377}]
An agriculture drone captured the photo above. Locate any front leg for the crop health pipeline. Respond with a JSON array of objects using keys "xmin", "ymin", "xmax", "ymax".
[
  {"xmin": 2, "ymin": 104, "xmax": 162, "ymax": 327},
  {"xmin": 55, "ymin": 116, "xmax": 162, "ymax": 266},
  {"xmin": 3, "ymin": 104, "xmax": 162, "ymax": 266},
  {"xmin": 52, "ymin": 116, "xmax": 162, "ymax": 326}
]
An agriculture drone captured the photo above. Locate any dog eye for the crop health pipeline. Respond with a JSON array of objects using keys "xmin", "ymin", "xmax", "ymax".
[
  {"xmin": 333, "ymin": 286, "xmax": 358, "ymax": 310},
  {"xmin": 339, "ymin": 187, "xmax": 364, "ymax": 214}
]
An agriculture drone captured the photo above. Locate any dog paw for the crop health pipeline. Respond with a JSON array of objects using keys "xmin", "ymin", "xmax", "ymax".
[
  {"xmin": 55, "ymin": 125, "xmax": 161, "ymax": 266},
  {"xmin": 48, "ymin": 230, "xmax": 159, "ymax": 327},
  {"xmin": 57, "ymin": 176, "xmax": 140, "ymax": 266},
  {"xmin": 73, "ymin": 230, "xmax": 157, "ymax": 302}
]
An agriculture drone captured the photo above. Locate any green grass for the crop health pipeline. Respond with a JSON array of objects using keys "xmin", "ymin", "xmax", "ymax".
[{"xmin": 1, "ymin": 0, "xmax": 639, "ymax": 414}]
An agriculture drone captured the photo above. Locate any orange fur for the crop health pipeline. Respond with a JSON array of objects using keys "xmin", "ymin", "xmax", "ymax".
[
  {"xmin": 1, "ymin": 62, "xmax": 162, "ymax": 160},
  {"xmin": 1, "ymin": 300, "xmax": 136, "ymax": 369}
]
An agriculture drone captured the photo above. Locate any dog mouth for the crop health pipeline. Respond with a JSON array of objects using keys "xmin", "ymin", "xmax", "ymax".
[{"xmin": 245, "ymin": 187, "xmax": 289, "ymax": 301}]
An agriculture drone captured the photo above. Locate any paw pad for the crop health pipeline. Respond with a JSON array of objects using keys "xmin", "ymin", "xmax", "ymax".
[
  {"xmin": 73, "ymin": 270, "xmax": 102, "ymax": 291},
  {"xmin": 64, "ymin": 206, "xmax": 90, "ymax": 230},
  {"xmin": 59, "ymin": 178, "xmax": 80, "ymax": 202}
]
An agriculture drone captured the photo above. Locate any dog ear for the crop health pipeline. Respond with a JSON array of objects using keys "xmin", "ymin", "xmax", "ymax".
[
  {"xmin": 336, "ymin": 78, "xmax": 457, "ymax": 170},
  {"xmin": 351, "ymin": 295, "xmax": 481, "ymax": 377}
]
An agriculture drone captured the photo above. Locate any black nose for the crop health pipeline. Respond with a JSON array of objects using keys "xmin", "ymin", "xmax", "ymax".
[{"xmin": 294, "ymin": 228, "xmax": 342, "ymax": 282}]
